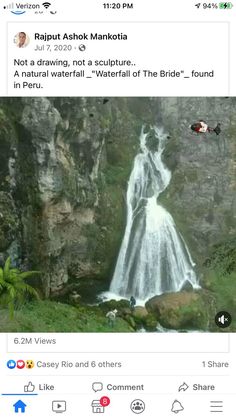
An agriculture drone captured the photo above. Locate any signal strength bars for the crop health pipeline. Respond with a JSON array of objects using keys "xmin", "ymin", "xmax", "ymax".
[
  {"xmin": 3, "ymin": 2, "xmax": 53, "ymax": 9},
  {"xmin": 3, "ymin": 2, "xmax": 14, "ymax": 9}
]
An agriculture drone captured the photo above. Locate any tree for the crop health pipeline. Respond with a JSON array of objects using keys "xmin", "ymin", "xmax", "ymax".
[{"xmin": 0, "ymin": 257, "xmax": 40, "ymax": 319}]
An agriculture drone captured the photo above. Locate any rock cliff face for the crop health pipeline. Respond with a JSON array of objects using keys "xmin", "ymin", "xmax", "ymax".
[
  {"xmin": 0, "ymin": 97, "xmax": 235, "ymax": 297},
  {"xmin": 159, "ymin": 98, "xmax": 236, "ymax": 265}
]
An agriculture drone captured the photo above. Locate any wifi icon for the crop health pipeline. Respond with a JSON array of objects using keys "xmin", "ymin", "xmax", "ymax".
[{"xmin": 42, "ymin": 2, "xmax": 51, "ymax": 8}]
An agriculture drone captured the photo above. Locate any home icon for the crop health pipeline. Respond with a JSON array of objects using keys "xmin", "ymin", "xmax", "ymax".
[
  {"xmin": 91, "ymin": 400, "xmax": 104, "ymax": 413},
  {"xmin": 13, "ymin": 400, "xmax": 27, "ymax": 413}
]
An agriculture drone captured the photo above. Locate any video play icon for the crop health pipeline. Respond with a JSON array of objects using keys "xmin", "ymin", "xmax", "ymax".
[{"xmin": 52, "ymin": 400, "xmax": 66, "ymax": 413}]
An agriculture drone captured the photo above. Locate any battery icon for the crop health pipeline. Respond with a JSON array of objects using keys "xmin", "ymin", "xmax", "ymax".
[{"xmin": 219, "ymin": 2, "xmax": 233, "ymax": 8}]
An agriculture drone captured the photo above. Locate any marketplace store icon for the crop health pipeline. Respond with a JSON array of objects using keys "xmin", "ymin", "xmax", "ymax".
[{"xmin": 91, "ymin": 400, "xmax": 104, "ymax": 414}]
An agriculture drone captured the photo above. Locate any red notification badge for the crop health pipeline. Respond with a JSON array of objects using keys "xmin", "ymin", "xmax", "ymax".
[{"xmin": 100, "ymin": 396, "xmax": 110, "ymax": 407}]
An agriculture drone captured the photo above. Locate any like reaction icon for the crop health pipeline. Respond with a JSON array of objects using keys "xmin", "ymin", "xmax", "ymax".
[
  {"xmin": 7, "ymin": 360, "xmax": 16, "ymax": 369},
  {"xmin": 24, "ymin": 382, "xmax": 35, "ymax": 393}
]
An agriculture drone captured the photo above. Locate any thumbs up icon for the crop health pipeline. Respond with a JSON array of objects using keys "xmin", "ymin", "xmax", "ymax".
[{"xmin": 24, "ymin": 382, "xmax": 35, "ymax": 393}]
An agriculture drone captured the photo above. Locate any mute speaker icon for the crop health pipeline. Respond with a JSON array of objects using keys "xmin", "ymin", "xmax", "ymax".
[{"xmin": 215, "ymin": 311, "xmax": 232, "ymax": 328}]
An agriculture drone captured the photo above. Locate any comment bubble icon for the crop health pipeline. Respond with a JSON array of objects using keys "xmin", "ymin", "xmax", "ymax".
[{"xmin": 92, "ymin": 382, "xmax": 103, "ymax": 392}]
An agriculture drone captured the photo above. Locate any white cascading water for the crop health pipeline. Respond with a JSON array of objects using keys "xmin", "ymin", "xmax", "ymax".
[{"xmin": 109, "ymin": 126, "xmax": 199, "ymax": 301}]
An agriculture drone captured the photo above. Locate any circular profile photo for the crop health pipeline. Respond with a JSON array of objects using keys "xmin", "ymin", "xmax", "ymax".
[{"xmin": 14, "ymin": 32, "xmax": 30, "ymax": 48}]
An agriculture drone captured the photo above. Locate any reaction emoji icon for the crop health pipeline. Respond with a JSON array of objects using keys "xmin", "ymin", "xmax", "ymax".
[
  {"xmin": 26, "ymin": 360, "xmax": 35, "ymax": 369},
  {"xmin": 7, "ymin": 360, "xmax": 16, "ymax": 369},
  {"xmin": 17, "ymin": 360, "xmax": 25, "ymax": 369}
]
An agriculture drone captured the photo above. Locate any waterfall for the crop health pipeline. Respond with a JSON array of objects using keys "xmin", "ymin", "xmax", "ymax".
[{"xmin": 109, "ymin": 126, "xmax": 199, "ymax": 301}]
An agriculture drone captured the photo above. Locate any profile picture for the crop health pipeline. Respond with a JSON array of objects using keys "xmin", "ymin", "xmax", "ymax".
[{"xmin": 14, "ymin": 32, "xmax": 30, "ymax": 48}]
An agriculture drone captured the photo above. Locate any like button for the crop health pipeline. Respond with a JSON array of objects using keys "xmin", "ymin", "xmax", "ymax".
[{"xmin": 24, "ymin": 382, "xmax": 35, "ymax": 393}]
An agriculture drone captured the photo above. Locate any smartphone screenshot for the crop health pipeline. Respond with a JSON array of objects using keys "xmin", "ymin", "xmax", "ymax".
[{"xmin": 0, "ymin": 0, "xmax": 235, "ymax": 417}]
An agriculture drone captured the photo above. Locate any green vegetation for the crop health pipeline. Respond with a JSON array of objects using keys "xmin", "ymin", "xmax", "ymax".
[
  {"xmin": 205, "ymin": 238, "xmax": 236, "ymax": 275},
  {"xmin": 0, "ymin": 300, "xmax": 134, "ymax": 333},
  {"xmin": 0, "ymin": 98, "xmax": 235, "ymax": 334},
  {"xmin": 0, "ymin": 257, "xmax": 40, "ymax": 319},
  {"xmin": 0, "ymin": 192, "xmax": 19, "ymax": 251},
  {"xmin": 164, "ymin": 296, "xmax": 209, "ymax": 331},
  {"xmin": 202, "ymin": 270, "xmax": 236, "ymax": 332},
  {"xmin": 201, "ymin": 238, "xmax": 236, "ymax": 332}
]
